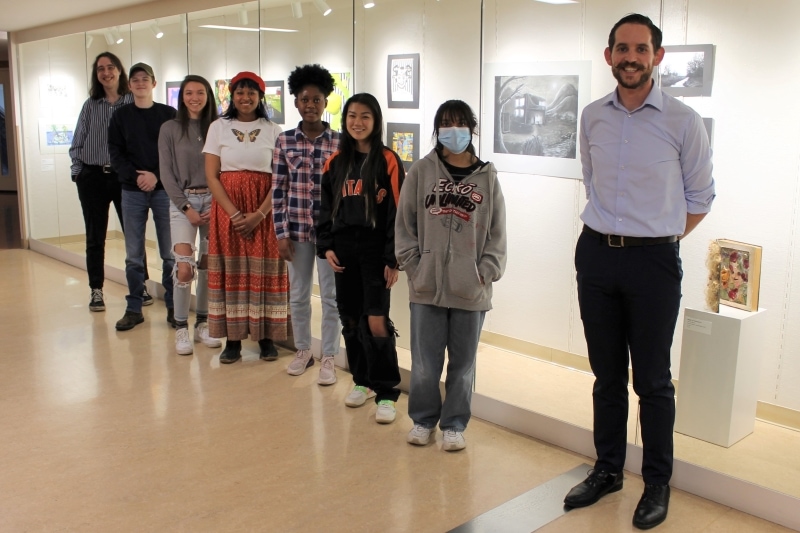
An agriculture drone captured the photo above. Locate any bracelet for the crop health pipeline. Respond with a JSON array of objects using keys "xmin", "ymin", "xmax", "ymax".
[
  {"xmin": 230, "ymin": 210, "xmax": 242, "ymax": 219},
  {"xmin": 257, "ymin": 209, "xmax": 267, "ymax": 220}
]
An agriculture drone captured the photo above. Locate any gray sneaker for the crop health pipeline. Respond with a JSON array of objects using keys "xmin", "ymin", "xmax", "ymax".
[
  {"xmin": 442, "ymin": 430, "xmax": 466, "ymax": 451},
  {"xmin": 376, "ymin": 400, "xmax": 396, "ymax": 424},
  {"xmin": 317, "ymin": 355, "xmax": 337, "ymax": 385},
  {"xmin": 407, "ymin": 424, "xmax": 436, "ymax": 446},
  {"xmin": 89, "ymin": 288, "xmax": 105, "ymax": 312},
  {"xmin": 345, "ymin": 385, "xmax": 376, "ymax": 407},
  {"xmin": 287, "ymin": 349, "xmax": 314, "ymax": 376}
]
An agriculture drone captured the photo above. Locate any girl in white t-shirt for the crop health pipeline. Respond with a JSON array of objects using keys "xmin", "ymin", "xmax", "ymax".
[{"xmin": 204, "ymin": 71, "xmax": 289, "ymax": 364}]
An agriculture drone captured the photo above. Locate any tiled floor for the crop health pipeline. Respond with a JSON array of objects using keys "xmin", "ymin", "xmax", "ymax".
[{"xmin": 0, "ymin": 248, "xmax": 793, "ymax": 532}]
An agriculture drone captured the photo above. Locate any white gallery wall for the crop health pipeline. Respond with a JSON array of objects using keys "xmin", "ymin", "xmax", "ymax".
[{"xmin": 11, "ymin": 0, "xmax": 800, "ymax": 414}]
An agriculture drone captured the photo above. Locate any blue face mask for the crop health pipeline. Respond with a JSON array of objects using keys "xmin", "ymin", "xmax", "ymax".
[{"xmin": 438, "ymin": 127, "xmax": 472, "ymax": 155}]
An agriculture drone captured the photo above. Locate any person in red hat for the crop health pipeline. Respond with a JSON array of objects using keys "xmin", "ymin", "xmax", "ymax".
[{"xmin": 203, "ymin": 71, "xmax": 290, "ymax": 364}]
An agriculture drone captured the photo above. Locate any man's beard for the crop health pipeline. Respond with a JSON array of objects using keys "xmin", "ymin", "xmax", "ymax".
[{"xmin": 612, "ymin": 62, "xmax": 652, "ymax": 90}]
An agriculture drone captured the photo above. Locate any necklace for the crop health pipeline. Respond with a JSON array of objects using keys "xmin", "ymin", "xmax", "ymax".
[{"xmin": 189, "ymin": 121, "xmax": 202, "ymax": 142}]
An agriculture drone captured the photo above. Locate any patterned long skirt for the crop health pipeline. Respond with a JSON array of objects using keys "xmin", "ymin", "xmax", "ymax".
[{"xmin": 207, "ymin": 170, "xmax": 291, "ymax": 342}]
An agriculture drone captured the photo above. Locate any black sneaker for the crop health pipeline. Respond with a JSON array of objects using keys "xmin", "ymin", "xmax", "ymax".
[
  {"xmin": 142, "ymin": 287, "xmax": 154, "ymax": 306},
  {"xmin": 258, "ymin": 339, "xmax": 279, "ymax": 361},
  {"xmin": 219, "ymin": 341, "xmax": 242, "ymax": 364},
  {"xmin": 166, "ymin": 308, "xmax": 177, "ymax": 329},
  {"xmin": 89, "ymin": 288, "xmax": 105, "ymax": 312},
  {"xmin": 116, "ymin": 311, "xmax": 144, "ymax": 331}
]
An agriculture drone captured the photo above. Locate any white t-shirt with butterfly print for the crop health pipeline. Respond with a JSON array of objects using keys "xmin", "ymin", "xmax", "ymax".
[{"xmin": 203, "ymin": 117, "xmax": 283, "ymax": 173}]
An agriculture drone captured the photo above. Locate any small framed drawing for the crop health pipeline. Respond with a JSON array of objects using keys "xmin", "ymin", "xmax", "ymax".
[
  {"xmin": 166, "ymin": 81, "xmax": 181, "ymax": 110},
  {"xmin": 659, "ymin": 44, "xmax": 715, "ymax": 97},
  {"xmin": 264, "ymin": 80, "xmax": 285, "ymax": 124},
  {"xmin": 718, "ymin": 239, "xmax": 762, "ymax": 312},
  {"xmin": 387, "ymin": 53, "xmax": 420, "ymax": 109},
  {"xmin": 386, "ymin": 123, "xmax": 420, "ymax": 171}
]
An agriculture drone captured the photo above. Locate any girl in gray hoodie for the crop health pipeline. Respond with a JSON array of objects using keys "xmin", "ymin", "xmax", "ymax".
[{"xmin": 395, "ymin": 100, "xmax": 507, "ymax": 451}]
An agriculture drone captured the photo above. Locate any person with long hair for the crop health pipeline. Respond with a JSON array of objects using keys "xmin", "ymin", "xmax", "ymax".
[
  {"xmin": 272, "ymin": 64, "xmax": 341, "ymax": 385},
  {"xmin": 159, "ymin": 75, "xmax": 221, "ymax": 355},
  {"xmin": 204, "ymin": 71, "xmax": 290, "ymax": 364},
  {"xmin": 395, "ymin": 100, "xmax": 507, "ymax": 450},
  {"xmin": 316, "ymin": 93, "xmax": 404, "ymax": 424},
  {"xmin": 69, "ymin": 52, "xmax": 153, "ymax": 311}
]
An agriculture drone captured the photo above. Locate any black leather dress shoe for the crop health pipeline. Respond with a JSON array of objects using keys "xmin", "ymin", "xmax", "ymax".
[
  {"xmin": 564, "ymin": 469, "xmax": 624, "ymax": 508},
  {"xmin": 633, "ymin": 484, "xmax": 670, "ymax": 530}
]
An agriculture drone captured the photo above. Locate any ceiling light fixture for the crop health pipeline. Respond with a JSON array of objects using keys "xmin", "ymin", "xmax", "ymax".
[
  {"xmin": 150, "ymin": 23, "xmax": 164, "ymax": 39},
  {"xmin": 104, "ymin": 31, "xmax": 114, "ymax": 46},
  {"xmin": 199, "ymin": 24, "xmax": 298, "ymax": 33},
  {"xmin": 260, "ymin": 27, "xmax": 300, "ymax": 33},
  {"xmin": 112, "ymin": 28, "xmax": 124, "ymax": 44},
  {"xmin": 312, "ymin": 0, "xmax": 332, "ymax": 16},
  {"xmin": 363, "ymin": 0, "xmax": 375, "ymax": 7},
  {"xmin": 291, "ymin": 2, "xmax": 303, "ymax": 18}
]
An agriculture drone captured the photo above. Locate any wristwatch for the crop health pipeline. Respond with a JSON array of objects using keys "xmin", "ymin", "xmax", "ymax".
[{"xmin": 182, "ymin": 204, "xmax": 191, "ymax": 212}]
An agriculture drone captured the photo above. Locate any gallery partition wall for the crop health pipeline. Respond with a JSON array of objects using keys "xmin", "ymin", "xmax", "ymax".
[{"xmin": 10, "ymin": 0, "xmax": 800, "ymax": 529}]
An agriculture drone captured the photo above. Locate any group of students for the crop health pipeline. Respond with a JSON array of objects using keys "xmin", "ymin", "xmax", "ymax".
[{"xmin": 70, "ymin": 56, "xmax": 507, "ymax": 451}]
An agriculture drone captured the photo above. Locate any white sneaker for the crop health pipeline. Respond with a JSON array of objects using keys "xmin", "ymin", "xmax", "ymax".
[
  {"xmin": 287, "ymin": 349, "xmax": 314, "ymax": 376},
  {"xmin": 345, "ymin": 385, "xmax": 376, "ymax": 407},
  {"xmin": 194, "ymin": 322, "xmax": 221, "ymax": 348},
  {"xmin": 175, "ymin": 327, "xmax": 193, "ymax": 356},
  {"xmin": 376, "ymin": 400, "xmax": 396, "ymax": 424},
  {"xmin": 407, "ymin": 424, "xmax": 436, "ymax": 446},
  {"xmin": 442, "ymin": 430, "xmax": 466, "ymax": 451},
  {"xmin": 317, "ymin": 355, "xmax": 337, "ymax": 385}
]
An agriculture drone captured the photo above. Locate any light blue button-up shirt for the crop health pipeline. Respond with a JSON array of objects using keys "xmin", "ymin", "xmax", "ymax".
[{"xmin": 579, "ymin": 85, "xmax": 715, "ymax": 238}]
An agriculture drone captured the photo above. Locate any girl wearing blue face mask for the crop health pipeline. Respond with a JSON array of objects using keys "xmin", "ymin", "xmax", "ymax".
[{"xmin": 395, "ymin": 99, "xmax": 508, "ymax": 452}]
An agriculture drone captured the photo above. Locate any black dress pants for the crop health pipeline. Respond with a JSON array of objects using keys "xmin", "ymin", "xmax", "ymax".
[{"xmin": 575, "ymin": 230, "xmax": 682, "ymax": 485}]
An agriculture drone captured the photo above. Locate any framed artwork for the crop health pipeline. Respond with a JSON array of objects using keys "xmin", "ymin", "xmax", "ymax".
[
  {"xmin": 38, "ymin": 75, "xmax": 73, "ymax": 113},
  {"xmin": 718, "ymin": 239, "xmax": 762, "ymax": 312},
  {"xmin": 38, "ymin": 118, "xmax": 76, "ymax": 154},
  {"xmin": 659, "ymin": 44, "xmax": 715, "ymax": 97},
  {"xmin": 213, "ymin": 79, "xmax": 231, "ymax": 115},
  {"xmin": 481, "ymin": 61, "xmax": 591, "ymax": 179},
  {"xmin": 264, "ymin": 80, "xmax": 285, "ymax": 124},
  {"xmin": 323, "ymin": 72, "xmax": 351, "ymax": 133},
  {"xmin": 386, "ymin": 122, "xmax": 420, "ymax": 171},
  {"xmin": 166, "ymin": 81, "xmax": 181, "ymax": 110},
  {"xmin": 387, "ymin": 54, "xmax": 420, "ymax": 109}
]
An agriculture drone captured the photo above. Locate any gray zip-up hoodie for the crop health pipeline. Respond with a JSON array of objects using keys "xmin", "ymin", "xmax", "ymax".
[{"xmin": 395, "ymin": 149, "xmax": 507, "ymax": 311}]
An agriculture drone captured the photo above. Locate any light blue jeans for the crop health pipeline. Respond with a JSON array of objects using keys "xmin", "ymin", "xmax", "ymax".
[
  {"xmin": 408, "ymin": 302, "xmax": 486, "ymax": 432},
  {"xmin": 121, "ymin": 188, "xmax": 173, "ymax": 313},
  {"xmin": 169, "ymin": 192, "xmax": 212, "ymax": 324},
  {"xmin": 287, "ymin": 240, "xmax": 340, "ymax": 356}
]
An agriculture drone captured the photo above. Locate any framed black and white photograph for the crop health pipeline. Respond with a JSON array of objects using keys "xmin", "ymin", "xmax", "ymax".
[
  {"xmin": 386, "ymin": 122, "xmax": 421, "ymax": 171},
  {"xmin": 659, "ymin": 44, "xmax": 715, "ymax": 97},
  {"xmin": 481, "ymin": 61, "xmax": 591, "ymax": 179},
  {"xmin": 387, "ymin": 53, "xmax": 420, "ymax": 109}
]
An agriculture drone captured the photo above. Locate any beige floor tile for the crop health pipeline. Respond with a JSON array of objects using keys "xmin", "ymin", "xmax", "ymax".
[{"xmin": 0, "ymin": 249, "xmax": 792, "ymax": 532}]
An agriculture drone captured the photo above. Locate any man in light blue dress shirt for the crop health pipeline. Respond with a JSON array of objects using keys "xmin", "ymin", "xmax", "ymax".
[{"xmin": 563, "ymin": 14, "xmax": 715, "ymax": 530}]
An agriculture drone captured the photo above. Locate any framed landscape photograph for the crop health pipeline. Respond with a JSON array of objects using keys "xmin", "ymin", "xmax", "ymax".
[
  {"xmin": 166, "ymin": 81, "xmax": 181, "ymax": 110},
  {"xmin": 387, "ymin": 53, "xmax": 420, "ymax": 109},
  {"xmin": 659, "ymin": 44, "xmax": 715, "ymax": 97},
  {"xmin": 481, "ymin": 61, "xmax": 591, "ymax": 179},
  {"xmin": 386, "ymin": 122, "xmax": 420, "ymax": 171},
  {"xmin": 265, "ymin": 80, "xmax": 285, "ymax": 124},
  {"xmin": 718, "ymin": 239, "xmax": 762, "ymax": 312}
]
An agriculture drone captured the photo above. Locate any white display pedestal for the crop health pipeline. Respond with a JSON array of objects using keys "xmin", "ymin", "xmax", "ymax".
[{"xmin": 675, "ymin": 306, "xmax": 767, "ymax": 447}]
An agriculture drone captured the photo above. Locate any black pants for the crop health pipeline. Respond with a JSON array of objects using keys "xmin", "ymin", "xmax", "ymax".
[
  {"xmin": 75, "ymin": 165, "xmax": 147, "ymax": 290},
  {"xmin": 575, "ymin": 230, "xmax": 682, "ymax": 485},
  {"xmin": 333, "ymin": 227, "xmax": 400, "ymax": 403}
]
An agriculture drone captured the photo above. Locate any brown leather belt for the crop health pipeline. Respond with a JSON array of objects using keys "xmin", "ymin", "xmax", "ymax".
[
  {"xmin": 582, "ymin": 225, "xmax": 678, "ymax": 247},
  {"xmin": 185, "ymin": 187, "xmax": 209, "ymax": 194}
]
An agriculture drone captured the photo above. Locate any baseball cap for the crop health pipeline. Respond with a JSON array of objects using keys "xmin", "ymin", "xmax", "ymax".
[
  {"xmin": 230, "ymin": 71, "xmax": 265, "ymax": 93},
  {"xmin": 129, "ymin": 62, "xmax": 155, "ymax": 79}
]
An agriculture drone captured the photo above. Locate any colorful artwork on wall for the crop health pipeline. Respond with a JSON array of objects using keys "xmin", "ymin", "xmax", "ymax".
[
  {"xmin": 718, "ymin": 239, "xmax": 762, "ymax": 312},
  {"xmin": 386, "ymin": 122, "xmax": 420, "ymax": 171},
  {"xmin": 323, "ymin": 72, "xmax": 351, "ymax": 133},
  {"xmin": 166, "ymin": 81, "xmax": 181, "ymax": 110},
  {"xmin": 213, "ymin": 79, "xmax": 231, "ymax": 115},
  {"xmin": 264, "ymin": 80, "xmax": 285, "ymax": 124}
]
